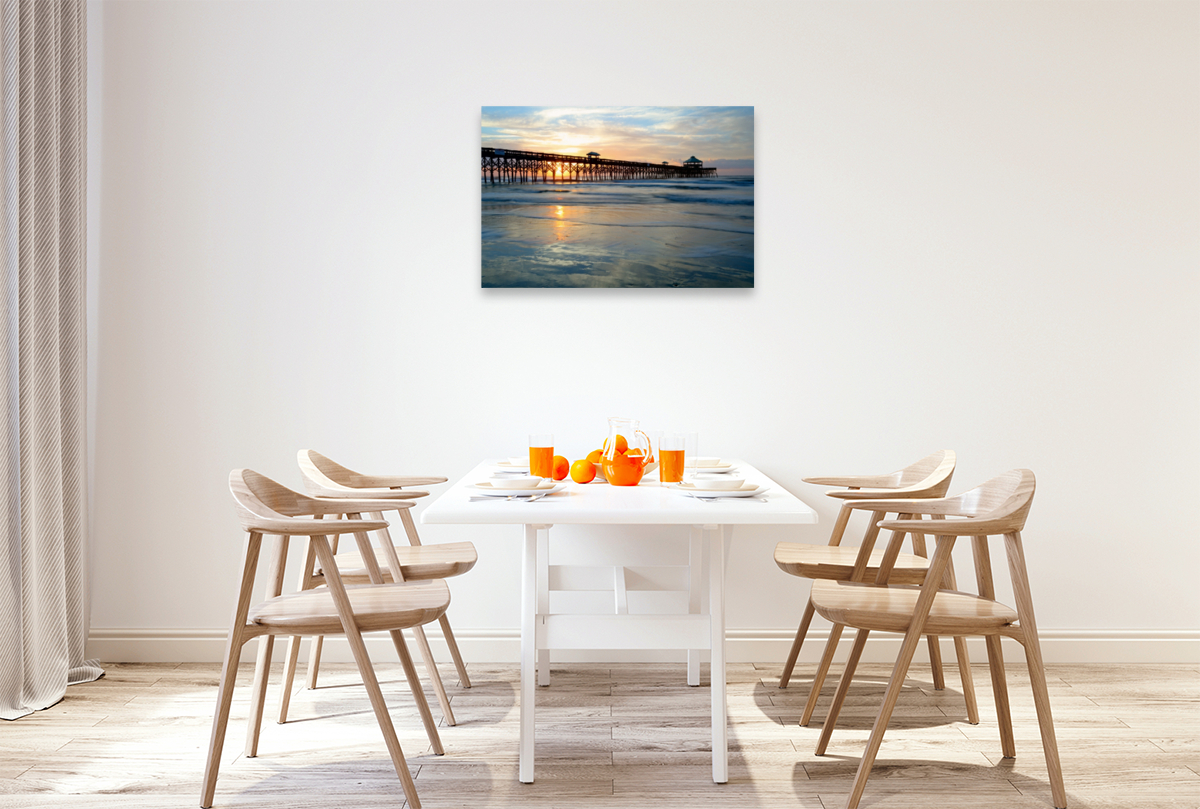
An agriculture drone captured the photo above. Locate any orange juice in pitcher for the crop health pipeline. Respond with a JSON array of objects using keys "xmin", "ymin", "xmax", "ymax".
[{"xmin": 601, "ymin": 417, "xmax": 654, "ymax": 486}]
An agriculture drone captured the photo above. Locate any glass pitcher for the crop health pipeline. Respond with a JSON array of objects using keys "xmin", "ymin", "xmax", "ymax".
[{"xmin": 602, "ymin": 416, "xmax": 655, "ymax": 486}]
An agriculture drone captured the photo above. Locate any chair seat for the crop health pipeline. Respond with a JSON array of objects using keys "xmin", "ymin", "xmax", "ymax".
[
  {"xmin": 774, "ymin": 542, "xmax": 931, "ymax": 585},
  {"xmin": 249, "ymin": 580, "xmax": 451, "ymax": 635},
  {"xmin": 810, "ymin": 579, "xmax": 1018, "ymax": 636},
  {"xmin": 318, "ymin": 541, "xmax": 477, "ymax": 583}
]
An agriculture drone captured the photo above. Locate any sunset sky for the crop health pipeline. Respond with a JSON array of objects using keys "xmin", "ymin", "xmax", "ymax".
[{"xmin": 481, "ymin": 106, "xmax": 754, "ymax": 175}]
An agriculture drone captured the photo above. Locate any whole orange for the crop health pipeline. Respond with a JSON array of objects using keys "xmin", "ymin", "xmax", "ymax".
[
  {"xmin": 586, "ymin": 448, "xmax": 604, "ymax": 464},
  {"xmin": 551, "ymin": 455, "xmax": 569, "ymax": 481},
  {"xmin": 569, "ymin": 459, "xmax": 597, "ymax": 484},
  {"xmin": 601, "ymin": 435, "xmax": 629, "ymax": 455}
]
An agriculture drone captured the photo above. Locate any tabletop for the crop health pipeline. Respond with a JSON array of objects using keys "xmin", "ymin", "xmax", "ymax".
[{"xmin": 420, "ymin": 459, "xmax": 819, "ymax": 526}]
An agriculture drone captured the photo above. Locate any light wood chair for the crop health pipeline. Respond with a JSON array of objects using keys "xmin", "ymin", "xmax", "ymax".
[
  {"xmin": 775, "ymin": 450, "xmax": 978, "ymax": 727},
  {"xmin": 203, "ymin": 469, "xmax": 450, "ymax": 809},
  {"xmin": 809, "ymin": 469, "xmax": 1066, "ymax": 809},
  {"xmin": 274, "ymin": 450, "xmax": 475, "ymax": 728}
]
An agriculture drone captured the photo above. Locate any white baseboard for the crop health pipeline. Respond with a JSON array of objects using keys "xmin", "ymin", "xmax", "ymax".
[{"xmin": 88, "ymin": 626, "xmax": 1200, "ymax": 665}]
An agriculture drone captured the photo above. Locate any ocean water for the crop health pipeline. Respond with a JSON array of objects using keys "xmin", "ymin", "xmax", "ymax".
[{"xmin": 481, "ymin": 176, "xmax": 754, "ymax": 288}]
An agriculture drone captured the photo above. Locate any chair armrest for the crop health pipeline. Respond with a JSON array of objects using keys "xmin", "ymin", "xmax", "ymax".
[
  {"xmin": 310, "ymin": 488, "xmax": 429, "ymax": 500},
  {"xmin": 828, "ymin": 486, "xmax": 940, "ymax": 501},
  {"xmin": 878, "ymin": 516, "xmax": 1009, "ymax": 536},
  {"xmin": 249, "ymin": 517, "xmax": 389, "ymax": 536},
  {"xmin": 840, "ymin": 496, "xmax": 957, "ymax": 514},
  {"xmin": 803, "ymin": 474, "xmax": 898, "ymax": 488},
  {"xmin": 357, "ymin": 474, "xmax": 447, "ymax": 488},
  {"xmin": 308, "ymin": 497, "xmax": 416, "ymax": 516}
]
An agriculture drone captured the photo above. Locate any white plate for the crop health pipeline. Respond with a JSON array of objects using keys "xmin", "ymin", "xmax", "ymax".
[
  {"xmin": 686, "ymin": 459, "xmax": 733, "ymax": 471},
  {"xmin": 472, "ymin": 480, "xmax": 563, "ymax": 496},
  {"xmin": 495, "ymin": 460, "xmax": 529, "ymax": 470},
  {"xmin": 688, "ymin": 465, "xmax": 737, "ymax": 475},
  {"xmin": 673, "ymin": 482, "xmax": 768, "ymax": 498}
]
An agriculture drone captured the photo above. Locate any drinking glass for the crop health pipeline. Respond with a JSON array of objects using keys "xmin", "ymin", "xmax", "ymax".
[
  {"xmin": 681, "ymin": 432, "xmax": 699, "ymax": 481},
  {"xmin": 529, "ymin": 433, "xmax": 554, "ymax": 478},
  {"xmin": 658, "ymin": 432, "xmax": 686, "ymax": 483}
]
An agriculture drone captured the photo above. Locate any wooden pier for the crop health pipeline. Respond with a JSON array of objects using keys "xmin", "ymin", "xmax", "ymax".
[{"xmin": 482, "ymin": 147, "xmax": 718, "ymax": 184}]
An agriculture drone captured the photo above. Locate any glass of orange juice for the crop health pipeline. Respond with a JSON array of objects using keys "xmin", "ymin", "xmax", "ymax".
[
  {"xmin": 529, "ymin": 433, "xmax": 554, "ymax": 478},
  {"xmin": 658, "ymin": 432, "xmax": 686, "ymax": 483}
]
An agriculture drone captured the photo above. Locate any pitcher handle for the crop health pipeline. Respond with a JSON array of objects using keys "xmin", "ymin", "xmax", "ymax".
[{"xmin": 635, "ymin": 430, "xmax": 655, "ymax": 463}]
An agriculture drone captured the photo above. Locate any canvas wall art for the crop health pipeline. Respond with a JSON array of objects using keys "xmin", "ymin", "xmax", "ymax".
[{"xmin": 481, "ymin": 106, "xmax": 754, "ymax": 289}]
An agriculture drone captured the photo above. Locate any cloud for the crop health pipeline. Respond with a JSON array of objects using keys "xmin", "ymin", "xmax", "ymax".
[{"xmin": 482, "ymin": 106, "xmax": 753, "ymax": 167}]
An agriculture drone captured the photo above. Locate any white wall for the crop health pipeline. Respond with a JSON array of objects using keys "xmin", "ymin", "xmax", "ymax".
[{"xmin": 87, "ymin": 0, "xmax": 1200, "ymax": 663}]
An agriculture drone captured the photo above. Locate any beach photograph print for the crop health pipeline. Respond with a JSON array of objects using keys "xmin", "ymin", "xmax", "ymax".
[{"xmin": 481, "ymin": 106, "xmax": 754, "ymax": 288}]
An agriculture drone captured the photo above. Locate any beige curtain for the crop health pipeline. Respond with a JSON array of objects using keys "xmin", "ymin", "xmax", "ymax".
[{"xmin": 0, "ymin": 0, "xmax": 98, "ymax": 721}]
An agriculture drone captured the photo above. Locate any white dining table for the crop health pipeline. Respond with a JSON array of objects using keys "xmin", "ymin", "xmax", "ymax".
[{"xmin": 420, "ymin": 459, "xmax": 818, "ymax": 784}]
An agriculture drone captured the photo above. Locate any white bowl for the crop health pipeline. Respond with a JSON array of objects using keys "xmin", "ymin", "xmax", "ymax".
[
  {"xmin": 691, "ymin": 476, "xmax": 745, "ymax": 491},
  {"xmin": 689, "ymin": 457, "xmax": 723, "ymax": 468},
  {"xmin": 499, "ymin": 476, "xmax": 542, "ymax": 489},
  {"xmin": 508, "ymin": 456, "xmax": 529, "ymax": 466}
]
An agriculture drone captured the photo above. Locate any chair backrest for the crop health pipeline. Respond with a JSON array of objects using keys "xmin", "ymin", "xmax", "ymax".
[
  {"xmin": 298, "ymin": 450, "xmax": 374, "ymax": 491},
  {"xmin": 229, "ymin": 468, "xmax": 394, "ymax": 536},
  {"xmin": 896, "ymin": 450, "xmax": 956, "ymax": 488},
  {"xmin": 874, "ymin": 469, "xmax": 1036, "ymax": 537},
  {"xmin": 229, "ymin": 468, "xmax": 318, "ymax": 530},
  {"xmin": 296, "ymin": 449, "xmax": 445, "ymax": 498},
  {"xmin": 829, "ymin": 450, "xmax": 956, "ymax": 502},
  {"xmin": 940, "ymin": 469, "xmax": 1036, "ymax": 534}
]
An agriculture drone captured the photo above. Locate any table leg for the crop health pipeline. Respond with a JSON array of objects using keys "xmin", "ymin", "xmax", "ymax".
[
  {"xmin": 688, "ymin": 527, "xmax": 703, "ymax": 687},
  {"xmin": 537, "ymin": 526, "xmax": 550, "ymax": 687},
  {"xmin": 710, "ymin": 524, "xmax": 730, "ymax": 783},
  {"xmin": 520, "ymin": 524, "xmax": 539, "ymax": 783}
]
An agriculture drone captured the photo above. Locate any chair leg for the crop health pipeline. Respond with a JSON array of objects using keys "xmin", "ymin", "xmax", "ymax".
[
  {"xmin": 374, "ymin": 513, "xmax": 471, "ymax": 692},
  {"xmin": 311, "ymin": 535, "xmax": 424, "ymax": 808},
  {"xmin": 244, "ymin": 635, "xmax": 275, "ymax": 757},
  {"xmin": 910, "ymin": 530, "xmax": 948, "ymax": 691},
  {"xmin": 815, "ymin": 628, "xmax": 870, "ymax": 755},
  {"xmin": 353, "ymin": 631, "xmax": 423, "ymax": 808},
  {"xmin": 201, "ymin": 533, "xmax": 262, "ymax": 809},
  {"xmin": 972, "ymin": 536, "xmax": 1006, "ymax": 740},
  {"xmin": 779, "ymin": 597, "xmax": 816, "ymax": 688},
  {"xmin": 346, "ymin": 521, "xmax": 451, "ymax": 744},
  {"xmin": 282, "ymin": 538, "xmax": 319, "ymax": 711},
  {"xmin": 953, "ymin": 635, "xmax": 979, "ymax": 724},
  {"xmin": 840, "ymin": 535, "xmax": 957, "ymax": 809},
  {"xmin": 940, "ymin": 555, "xmax": 979, "ymax": 723},
  {"xmin": 277, "ymin": 634, "xmax": 303, "ymax": 723},
  {"xmin": 985, "ymin": 634, "xmax": 1015, "ymax": 756},
  {"xmin": 305, "ymin": 635, "xmax": 324, "ymax": 688},
  {"xmin": 1006, "ymin": 532, "xmax": 1067, "ymax": 809},
  {"xmin": 1023, "ymin": 637, "xmax": 1067, "ymax": 808},
  {"xmin": 412, "ymin": 623, "xmax": 457, "ymax": 726},
  {"xmin": 244, "ymin": 535, "xmax": 288, "ymax": 757},
  {"xmin": 842, "ymin": 626, "xmax": 924, "ymax": 809},
  {"xmin": 784, "ymin": 501, "xmax": 854, "ymax": 693},
  {"xmin": 439, "ymin": 613, "xmax": 472, "ymax": 688},
  {"xmin": 389, "ymin": 628, "xmax": 445, "ymax": 756},
  {"xmin": 200, "ymin": 632, "xmax": 248, "ymax": 808},
  {"xmin": 925, "ymin": 635, "xmax": 946, "ymax": 689},
  {"xmin": 801, "ymin": 622, "xmax": 843, "ymax": 726}
]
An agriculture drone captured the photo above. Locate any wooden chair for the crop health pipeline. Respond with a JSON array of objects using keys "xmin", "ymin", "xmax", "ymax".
[
  {"xmin": 775, "ymin": 450, "xmax": 978, "ymax": 727},
  {"xmin": 274, "ymin": 450, "xmax": 475, "ymax": 728},
  {"xmin": 809, "ymin": 469, "xmax": 1066, "ymax": 809},
  {"xmin": 203, "ymin": 469, "xmax": 450, "ymax": 809}
]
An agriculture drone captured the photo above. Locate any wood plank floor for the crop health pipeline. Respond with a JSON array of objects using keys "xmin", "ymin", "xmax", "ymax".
[{"xmin": 1, "ymin": 660, "xmax": 1197, "ymax": 808}]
